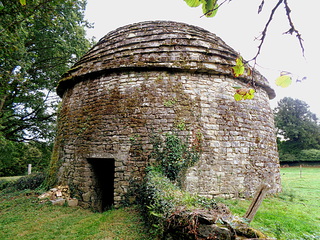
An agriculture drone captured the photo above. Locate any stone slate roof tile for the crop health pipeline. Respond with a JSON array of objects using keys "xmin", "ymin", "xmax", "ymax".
[{"xmin": 57, "ymin": 21, "xmax": 275, "ymax": 99}]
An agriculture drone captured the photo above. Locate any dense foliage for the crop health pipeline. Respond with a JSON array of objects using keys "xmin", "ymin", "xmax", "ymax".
[
  {"xmin": 137, "ymin": 169, "xmax": 218, "ymax": 237},
  {"xmin": 279, "ymin": 149, "xmax": 320, "ymax": 163},
  {"xmin": 150, "ymin": 132, "xmax": 200, "ymax": 182},
  {"xmin": 0, "ymin": 135, "xmax": 52, "ymax": 176},
  {"xmin": 0, "ymin": 0, "xmax": 92, "ymax": 176},
  {"xmin": 274, "ymin": 97, "xmax": 320, "ymax": 162},
  {"xmin": 0, "ymin": 0, "xmax": 91, "ymax": 142}
]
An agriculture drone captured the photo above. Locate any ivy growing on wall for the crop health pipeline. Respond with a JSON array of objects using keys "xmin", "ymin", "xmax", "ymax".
[{"xmin": 150, "ymin": 131, "xmax": 201, "ymax": 182}]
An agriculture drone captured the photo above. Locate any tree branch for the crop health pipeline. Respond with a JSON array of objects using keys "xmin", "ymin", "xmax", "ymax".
[
  {"xmin": 283, "ymin": 0, "xmax": 305, "ymax": 56},
  {"xmin": 200, "ymin": 0, "xmax": 230, "ymax": 18},
  {"xmin": 249, "ymin": 0, "xmax": 283, "ymax": 63},
  {"xmin": 0, "ymin": 0, "xmax": 55, "ymax": 34},
  {"xmin": 249, "ymin": 0, "xmax": 305, "ymax": 63}
]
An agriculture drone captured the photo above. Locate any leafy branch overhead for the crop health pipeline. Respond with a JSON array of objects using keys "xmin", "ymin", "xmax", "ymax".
[
  {"xmin": 251, "ymin": 0, "xmax": 304, "ymax": 63},
  {"xmin": 184, "ymin": 0, "xmax": 304, "ymax": 62},
  {"xmin": 184, "ymin": 0, "xmax": 219, "ymax": 17},
  {"xmin": 231, "ymin": 57, "xmax": 255, "ymax": 101},
  {"xmin": 0, "ymin": 0, "xmax": 92, "ymax": 142},
  {"xmin": 183, "ymin": 0, "xmax": 305, "ymax": 96},
  {"xmin": 233, "ymin": 87, "xmax": 255, "ymax": 101}
]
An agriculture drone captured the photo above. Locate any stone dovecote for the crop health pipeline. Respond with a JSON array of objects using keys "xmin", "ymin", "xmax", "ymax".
[{"xmin": 49, "ymin": 21, "xmax": 281, "ymax": 211}]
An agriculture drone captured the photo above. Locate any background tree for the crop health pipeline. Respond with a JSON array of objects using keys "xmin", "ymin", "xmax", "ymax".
[
  {"xmin": 274, "ymin": 97, "xmax": 320, "ymax": 161},
  {"xmin": 0, "ymin": 0, "xmax": 92, "ymax": 176}
]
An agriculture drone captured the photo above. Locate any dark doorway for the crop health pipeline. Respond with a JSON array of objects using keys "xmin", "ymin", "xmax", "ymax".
[{"xmin": 88, "ymin": 158, "xmax": 115, "ymax": 212}]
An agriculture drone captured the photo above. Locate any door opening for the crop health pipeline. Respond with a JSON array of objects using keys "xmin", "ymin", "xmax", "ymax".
[{"xmin": 88, "ymin": 158, "xmax": 115, "ymax": 212}]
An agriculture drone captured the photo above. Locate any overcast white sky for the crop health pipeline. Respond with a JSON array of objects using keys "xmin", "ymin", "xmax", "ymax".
[{"xmin": 84, "ymin": 0, "xmax": 320, "ymax": 118}]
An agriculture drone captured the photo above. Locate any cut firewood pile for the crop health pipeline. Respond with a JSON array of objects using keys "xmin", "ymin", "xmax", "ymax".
[{"xmin": 38, "ymin": 185, "xmax": 78, "ymax": 207}]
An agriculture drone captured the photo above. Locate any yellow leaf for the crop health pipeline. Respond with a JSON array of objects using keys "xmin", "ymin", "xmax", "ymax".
[
  {"xmin": 234, "ymin": 88, "xmax": 255, "ymax": 101},
  {"xmin": 247, "ymin": 67, "xmax": 252, "ymax": 76},
  {"xmin": 20, "ymin": 0, "xmax": 26, "ymax": 6},
  {"xmin": 234, "ymin": 93, "xmax": 243, "ymax": 101},
  {"xmin": 249, "ymin": 89, "xmax": 255, "ymax": 94},
  {"xmin": 232, "ymin": 57, "xmax": 245, "ymax": 77},
  {"xmin": 275, "ymin": 75, "xmax": 292, "ymax": 88}
]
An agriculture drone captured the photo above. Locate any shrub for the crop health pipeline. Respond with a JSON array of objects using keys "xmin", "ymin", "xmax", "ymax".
[
  {"xmin": 279, "ymin": 152, "xmax": 299, "ymax": 162},
  {"xmin": 15, "ymin": 172, "xmax": 45, "ymax": 190},
  {"xmin": 0, "ymin": 179, "xmax": 11, "ymax": 191},
  {"xmin": 279, "ymin": 149, "xmax": 320, "ymax": 162},
  {"xmin": 137, "ymin": 168, "xmax": 217, "ymax": 237},
  {"xmin": 3, "ymin": 172, "xmax": 45, "ymax": 192},
  {"xmin": 298, "ymin": 149, "xmax": 320, "ymax": 162}
]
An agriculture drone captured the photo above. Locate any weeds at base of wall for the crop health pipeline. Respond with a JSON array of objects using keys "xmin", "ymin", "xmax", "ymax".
[
  {"xmin": 122, "ymin": 131, "xmax": 271, "ymax": 239},
  {"xmin": 133, "ymin": 169, "xmax": 269, "ymax": 239},
  {"xmin": 123, "ymin": 130, "xmax": 205, "ymax": 236},
  {"xmin": 134, "ymin": 169, "xmax": 219, "ymax": 237}
]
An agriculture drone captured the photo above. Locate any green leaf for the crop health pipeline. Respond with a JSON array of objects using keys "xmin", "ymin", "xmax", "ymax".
[
  {"xmin": 232, "ymin": 86, "xmax": 242, "ymax": 89},
  {"xmin": 232, "ymin": 57, "xmax": 245, "ymax": 77},
  {"xmin": 234, "ymin": 88, "xmax": 255, "ymax": 101},
  {"xmin": 0, "ymin": 0, "xmax": 91, "ymax": 143},
  {"xmin": 184, "ymin": 0, "xmax": 201, "ymax": 7},
  {"xmin": 19, "ymin": 0, "xmax": 26, "ymax": 6},
  {"xmin": 0, "ymin": 2, "xmax": 4, "ymax": 10},
  {"xmin": 275, "ymin": 75, "xmax": 292, "ymax": 88},
  {"xmin": 202, "ymin": 0, "xmax": 218, "ymax": 17},
  {"xmin": 234, "ymin": 93, "xmax": 242, "ymax": 101},
  {"xmin": 246, "ymin": 67, "xmax": 252, "ymax": 76},
  {"xmin": 246, "ymin": 89, "xmax": 255, "ymax": 99}
]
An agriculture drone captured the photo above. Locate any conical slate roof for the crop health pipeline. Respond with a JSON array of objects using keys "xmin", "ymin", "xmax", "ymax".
[{"xmin": 57, "ymin": 21, "xmax": 275, "ymax": 98}]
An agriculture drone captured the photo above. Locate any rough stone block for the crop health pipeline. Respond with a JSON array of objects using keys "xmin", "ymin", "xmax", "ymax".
[
  {"xmin": 67, "ymin": 198, "xmax": 79, "ymax": 207},
  {"xmin": 82, "ymin": 192, "xmax": 91, "ymax": 202},
  {"xmin": 51, "ymin": 198, "xmax": 66, "ymax": 206}
]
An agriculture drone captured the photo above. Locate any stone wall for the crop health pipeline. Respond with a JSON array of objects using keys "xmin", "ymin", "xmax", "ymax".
[
  {"xmin": 48, "ymin": 21, "xmax": 281, "ymax": 211},
  {"xmin": 52, "ymin": 69, "xmax": 280, "ymax": 210}
]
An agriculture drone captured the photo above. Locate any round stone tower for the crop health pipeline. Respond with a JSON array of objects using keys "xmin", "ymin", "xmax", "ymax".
[{"xmin": 49, "ymin": 21, "xmax": 281, "ymax": 211}]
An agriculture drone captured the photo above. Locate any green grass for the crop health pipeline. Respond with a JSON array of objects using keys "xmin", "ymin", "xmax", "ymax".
[
  {"xmin": 221, "ymin": 167, "xmax": 320, "ymax": 240},
  {"xmin": 0, "ymin": 176, "xmax": 23, "ymax": 181},
  {"xmin": 0, "ymin": 167, "xmax": 319, "ymax": 239},
  {"xmin": 0, "ymin": 190, "xmax": 154, "ymax": 240}
]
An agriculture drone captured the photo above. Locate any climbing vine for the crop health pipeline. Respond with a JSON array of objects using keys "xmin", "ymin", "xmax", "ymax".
[{"xmin": 150, "ymin": 131, "xmax": 200, "ymax": 182}]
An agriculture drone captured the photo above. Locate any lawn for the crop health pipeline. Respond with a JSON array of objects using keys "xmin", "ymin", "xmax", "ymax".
[
  {"xmin": 222, "ymin": 167, "xmax": 320, "ymax": 240},
  {"xmin": 0, "ymin": 167, "xmax": 319, "ymax": 239},
  {"xmin": 0, "ymin": 190, "xmax": 153, "ymax": 240},
  {"xmin": 0, "ymin": 176, "xmax": 23, "ymax": 182}
]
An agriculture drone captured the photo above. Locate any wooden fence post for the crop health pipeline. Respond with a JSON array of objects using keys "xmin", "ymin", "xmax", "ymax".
[
  {"xmin": 28, "ymin": 164, "xmax": 32, "ymax": 175},
  {"xmin": 243, "ymin": 183, "xmax": 270, "ymax": 223}
]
